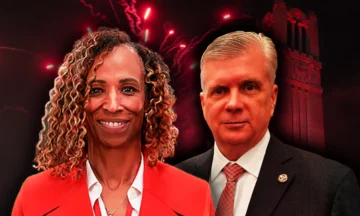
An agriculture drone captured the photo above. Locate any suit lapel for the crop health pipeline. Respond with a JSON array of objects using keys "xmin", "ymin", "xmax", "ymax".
[
  {"xmin": 246, "ymin": 136, "xmax": 295, "ymax": 216},
  {"xmin": 140, "ymin": 161, "xmax": 181, "ymax": 216},
  {"xmin": 194, "ymin": 148, "xmax": 214, "ymax": 181},
  {"xmin": 42, "ymin": 170, "xmax": 94, "ymax": 216}
]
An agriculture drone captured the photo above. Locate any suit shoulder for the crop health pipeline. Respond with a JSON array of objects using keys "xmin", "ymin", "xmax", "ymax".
[
  {"xmin": 158, "ymin": 162, "xmax": 209, "ymax": 189},
  {"xmin": 19, "ymin": 165, "xmax": 82, "ymax": 197},
  {"xmin": 281, "ymin": 142, "xmax": 352, "ymax": 180},
  {"xmin": 13, "ymin": 169, "xmax": 55, "ymax": 212},
  {"xmin": 20, "ymin": 170, "xmax": 54, "ymax": 192},
  {"xmin": 175, "ymin": 149, "xmax": 212, "ymax": 172},
  {"xmin": 176, "ymin": 154, "xmax": 202, "ymax": 166}
]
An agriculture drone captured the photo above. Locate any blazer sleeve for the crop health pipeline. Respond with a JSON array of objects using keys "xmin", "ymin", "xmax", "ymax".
[
  {"xmin": 330, "ymin": 170, "xmax": 360, "ymax": 216},
  {"xmin": 204, "ymin": 183, "xmax": 215, "ymax": 216},
  {"xmin": 11, "ymin": 180, "xmax": 26, "ymax": 216}
]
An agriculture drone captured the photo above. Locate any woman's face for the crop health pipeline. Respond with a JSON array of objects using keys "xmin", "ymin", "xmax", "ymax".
[{"xmin": 85, "ymin": 45, "xmax": 146, "ymax": 148}]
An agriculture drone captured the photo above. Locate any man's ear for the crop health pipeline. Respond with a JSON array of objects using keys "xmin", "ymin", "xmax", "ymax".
[
  {"xmin": 200, "ymin": 91, "xmax": 206, "ymax": 118},
  {"xmin": 270, "ymin": 84, "xmax": 278, "ymax": 117}
]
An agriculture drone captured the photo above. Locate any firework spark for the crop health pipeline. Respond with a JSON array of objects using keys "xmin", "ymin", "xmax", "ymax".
[
  {"xmin": 162, "ymin": 40, "xmax": 189, "ymax": 58},
  {"xmin": 79, "ymin": 0, "xmax": 107, "ymax": 21},
  {"xmin": 159, "ymin": 29, "xmax": 177, "ymax": 53},
  {"xmin": 118, "ymin": 0, "xmax": 142, "ymax": 35},
  {"xmin": 160, "ymin": 36, "xmax": 184, "ymax": 54},
  {"xmin": 130, "ymin": 0, "xmax": 142, "ymax": 33},
  {"xmin": 171, "ymin": 35, "xmax": 201, "ymax": 75},
  {"xmin": 108, "ymin": 0, "xmax": 122, "ymax": 27},
  {"xmin": 144, "ymin": 29, "xmax": 149, "ymax": 42},
  {"xmin": 0, "ymin": 47, "xmax": 36, "ymax": 56},
  {"xmin": 144, "ymin": 8, "xmax": 151, "ymax": 20},
  {"xmin": 159, "ymin": 34, "xmax": 172, "ymax": 53},
  {"xmin": 0, "ymin": 106, "xmax": 29, "ymax": 115}
]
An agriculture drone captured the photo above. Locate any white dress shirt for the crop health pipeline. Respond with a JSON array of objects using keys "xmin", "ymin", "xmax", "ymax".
[
  {"xmin": 86, "ymin": 153, "xmax": 144, "ymax": 216},
  {"xmin": 210, "ymin": 130, "xmax": 270, "ymax": 216}
]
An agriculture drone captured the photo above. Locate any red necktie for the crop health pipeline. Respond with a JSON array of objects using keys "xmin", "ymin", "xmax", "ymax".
[{"xmin": 215, "ymin": 163, "xmax": 245, "ymax": 216}]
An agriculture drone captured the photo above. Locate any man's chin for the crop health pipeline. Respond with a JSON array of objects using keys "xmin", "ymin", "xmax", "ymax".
[{"xmin": 218, "ymin": 135, "xmax": 250, "ymax": 146}]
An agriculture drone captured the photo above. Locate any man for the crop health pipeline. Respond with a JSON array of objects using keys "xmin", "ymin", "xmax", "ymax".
[{"xmin": 176, "ymin": 31, "xmax": 360, "ymax": 216}]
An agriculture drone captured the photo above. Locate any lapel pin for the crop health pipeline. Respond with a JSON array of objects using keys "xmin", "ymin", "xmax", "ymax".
[{"xmin": 278, "ymin": 174, "xmax": 288, "ymax": 183}]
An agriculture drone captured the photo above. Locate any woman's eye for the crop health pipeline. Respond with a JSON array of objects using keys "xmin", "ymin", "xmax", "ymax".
[
  {"xmin": 122, "ymin": 86, "xmax": 138, "ymax": 94},
  {"xmin": 90, "ymin": 88, "xmax": 102, "ymax": 94}
]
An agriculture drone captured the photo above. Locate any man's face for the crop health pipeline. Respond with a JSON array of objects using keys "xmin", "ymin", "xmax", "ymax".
[{"xmin": 200, "ymin": 46, "xmax": 278, "ymax": 148}]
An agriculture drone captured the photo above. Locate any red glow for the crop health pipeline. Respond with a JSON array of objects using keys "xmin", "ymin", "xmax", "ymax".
[
  {"xmin": 223, "ymin": 14, "xmax": 231, "ymax": 19},
  {"xmin": 180, "ymin": 44, "xmax": 186, "ymax": 48},
  {"xmin": 169, "ymin": 30, "xmax": 174, "ymax": 35},
  {"xmin": 144, "ymin": 8, "xmax": 151, "ymax": 20}
]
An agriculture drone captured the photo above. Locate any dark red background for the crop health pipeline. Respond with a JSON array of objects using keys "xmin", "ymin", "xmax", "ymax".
[{"xmin": 1, "ymin": 0, "xmax": 359, "ymax": 214}]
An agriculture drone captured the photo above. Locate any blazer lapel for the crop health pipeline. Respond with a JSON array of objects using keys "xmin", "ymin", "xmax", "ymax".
[
  {"xmin": 194, "ymin": 147, "xmax": 214, "ymax": 181},
  {"xmin": 246, "ymin": 136, "xmax": 295, "ymax": 216},
  {"xmin": 140, "ymin": 190, "xmax": 181, "ymax": 216},
  {"xmin": 140, "ymin": 161, "xmax": 181, "ymax": 216},
  {"xmin": 42, "ymin": 170, "xmax": 93, "ymax": 216}
]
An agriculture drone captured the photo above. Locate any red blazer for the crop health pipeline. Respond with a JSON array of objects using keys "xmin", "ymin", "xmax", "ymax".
[{"xmin": 12, "ymin": 161, "xmax": 214, "ymax": 216}]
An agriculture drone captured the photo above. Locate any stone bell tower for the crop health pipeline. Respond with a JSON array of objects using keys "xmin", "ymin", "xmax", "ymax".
[{"xmin": 262, "ymin": 0, "xmax": 325, "ymax": 151}]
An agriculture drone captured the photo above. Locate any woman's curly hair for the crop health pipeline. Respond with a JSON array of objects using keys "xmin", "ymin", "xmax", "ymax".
[{"xmin": 34, "ymin": 27, "xmax": 178, "ymax": 178}]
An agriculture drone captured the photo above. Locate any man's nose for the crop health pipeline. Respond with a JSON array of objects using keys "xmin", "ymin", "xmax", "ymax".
[{"xmin": 224, "ymin": 90, "xmax": 243, "ymax": 112}]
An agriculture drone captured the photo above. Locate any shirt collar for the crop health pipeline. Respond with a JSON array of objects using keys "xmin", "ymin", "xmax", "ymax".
[
  {"xmin": 86, "ymin": 153, "xmax": 144, "ymax": 212},
  {"xmin": 86, "ymin": 159, "xmax": 102, "ymax": 210},
  {"xmin": 131, "ymin": 153, "xmax": 144, "ymax": 193},
  {"xmin": 210, "ymin": 129, "xmax": 270, "ymax": 181},
  {"xmin": 128, "ymin": 153, "xmax": 144, "ymax": 212}
]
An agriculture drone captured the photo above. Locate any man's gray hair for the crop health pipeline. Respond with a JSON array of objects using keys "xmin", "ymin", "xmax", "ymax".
[{"xmin": 200, "ymin": 31, "xmax": 278, "ymax": 89}]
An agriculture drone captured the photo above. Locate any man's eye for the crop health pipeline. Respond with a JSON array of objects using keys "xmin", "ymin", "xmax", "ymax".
[
  {"xmin": 215, "ymin": 89, "xmax": 223, "ymax": 94},
  {"xmin": 213, "ymin": 88, "xmax": 225, "ymax": 95},
  {"xmin": 245, "ymin": 83, "xmax": 257, "ymax": 91}
]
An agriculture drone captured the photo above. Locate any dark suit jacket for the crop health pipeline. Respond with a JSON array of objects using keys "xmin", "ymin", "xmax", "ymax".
[
  {"xmin": 176, "ymin": 135, "xmax": 360, "ymax": 216},
  {"xmin": 12, "ymin": 161, "xmax": 214, "ymax": 216}
]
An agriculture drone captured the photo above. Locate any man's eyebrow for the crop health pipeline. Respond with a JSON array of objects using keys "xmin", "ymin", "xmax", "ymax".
[{"xmin": 240, "ymin": 78, "xmax": 262, "ymax": 84}]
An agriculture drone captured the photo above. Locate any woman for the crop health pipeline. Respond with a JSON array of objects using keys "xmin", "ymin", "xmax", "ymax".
[{"xmin": 12, "ymin": 27, "xmax": 214, "ymax": 216}]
